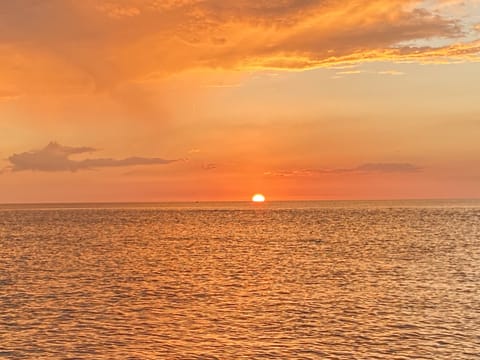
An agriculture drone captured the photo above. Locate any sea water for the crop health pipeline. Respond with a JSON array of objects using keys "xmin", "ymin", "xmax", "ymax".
[{"xmin": 1, "ymin": 200, "xmax": 479, "ymax": 359}]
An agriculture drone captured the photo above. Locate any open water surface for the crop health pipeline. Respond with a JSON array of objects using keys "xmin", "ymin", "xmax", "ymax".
[{"xmin": 0, "ymin": 200, "xmax": 479, "ymax": 359}]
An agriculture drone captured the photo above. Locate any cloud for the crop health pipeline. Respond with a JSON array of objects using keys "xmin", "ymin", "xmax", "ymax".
[
  {"xmin": 264, "ymin": 162, "xmax": 422, "ymax": 177},
  {"xmin": 336, "ymin": 70, "xmax": 364, "ymax": 75},
  {"xmin": 96, "ymin": 3, "xmax": 141, "ymax": 18},
  {"xmin": 378, "ymin": 70, "xmax": 405, "ymax": 76},
  {"xmin": 5, "ymin": 142, "xmax": 177, "ymax": 172},
  {"xmin": 202, "ymin": 162, "xmax": 217, "ymax": 170},
  {"xmin": 0, "ymin": 90, "xmax": 21, "ymax": 101},
  {"xmin": 354, "ymin": 163, "xmax": 421, "ymax": 173},
  {"xmin": 0, "ymin": 0, "xmax": 478, "ymax": 94}
]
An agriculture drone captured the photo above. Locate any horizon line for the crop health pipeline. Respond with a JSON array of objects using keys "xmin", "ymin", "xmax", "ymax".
[{"xmin": 1, "ymin": 197, "xmax": 479, "ymax": 206}]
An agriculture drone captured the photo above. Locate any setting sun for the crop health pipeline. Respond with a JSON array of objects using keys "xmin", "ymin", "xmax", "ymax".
[{"xmin": 252, "ymin": 194, "xmax": 266, "ymax": 202}]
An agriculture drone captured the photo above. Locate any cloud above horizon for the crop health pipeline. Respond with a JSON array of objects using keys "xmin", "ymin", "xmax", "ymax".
[
  {"xmin": 264, "ymin": 163, "xmax": 422, "ymax": 177},
  {"xmin": 4, "ymin": 142, "xmax": 178, "ymax": 172},
  {"xmin": 0, "ymin": 0, "xmax": 478, "ymax": 95}
]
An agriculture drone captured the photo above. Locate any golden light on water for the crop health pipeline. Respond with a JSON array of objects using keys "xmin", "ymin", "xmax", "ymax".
[{"xmin": 252, "ymin": 194, "xmax": 266, "ymax": 202}]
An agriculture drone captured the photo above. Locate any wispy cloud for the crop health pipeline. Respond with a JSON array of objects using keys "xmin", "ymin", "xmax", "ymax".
[
  {"xmin": 0, "ymin": 90, "xmax": 21, "ymax": 101},
  {"xmin": 377, "ymin": 70, "xmax": 405, "ymax": 76},
  {"xmin": 354, "ymin": 163, "xmax": 421, "ymax": 173},
  {"xmin": 335, "ymin": 70, "xmax": 364, "ymax": 75},
  {"xmin": 4, "ymin": 142, "xmax": 178, "ymax": 172},
  {"xmin": 264, "ymin": 163, "xmax": 422, "ymax": 177},
  {"xmin": 202, "ymin": 162, "xmax": 217, "ymax": 170},
  {"xmin": 96, "ymin": 3, "xmax": 141, "ymax": 18}
]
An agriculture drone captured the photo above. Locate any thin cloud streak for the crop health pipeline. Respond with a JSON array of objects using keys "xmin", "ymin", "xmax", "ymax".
[
  {"xmin": 264, "ymin": 163, "xmax": 422, "ymax": 177},
  {"xmin": 0, "ymin": 90, "xmax": 21, "ymax": 101}
]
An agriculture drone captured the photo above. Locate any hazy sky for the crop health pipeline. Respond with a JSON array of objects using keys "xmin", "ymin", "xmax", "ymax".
[{"xmin": 1, "ymin": 0, "xmax": 479, "ymax": 202}]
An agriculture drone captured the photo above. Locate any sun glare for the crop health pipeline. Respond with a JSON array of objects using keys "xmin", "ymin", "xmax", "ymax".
[{"xmin": 252, "ymin": 194, "xmax": 266, "ymax": 202}]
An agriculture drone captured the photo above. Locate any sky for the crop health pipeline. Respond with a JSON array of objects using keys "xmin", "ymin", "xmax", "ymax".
[{"xmin": 1, "ymin": 0, "xmax": 479, "ymax": 202}]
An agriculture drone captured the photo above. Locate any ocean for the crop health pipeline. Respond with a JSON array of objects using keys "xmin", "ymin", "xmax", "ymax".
[{"xmin": 1, "ymin": 200, "xmax": 479, "ymax": 359}]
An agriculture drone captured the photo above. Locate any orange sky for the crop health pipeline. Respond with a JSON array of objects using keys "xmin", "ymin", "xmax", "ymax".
[{"xmin": 1, "ymin": 0, "xmax": 479, "ymax": 202}]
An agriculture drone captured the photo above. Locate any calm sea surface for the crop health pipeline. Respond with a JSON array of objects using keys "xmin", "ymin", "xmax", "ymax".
[{"xmin": 1, "ymin": 200, "xmax": 479, "ymax": 359}]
